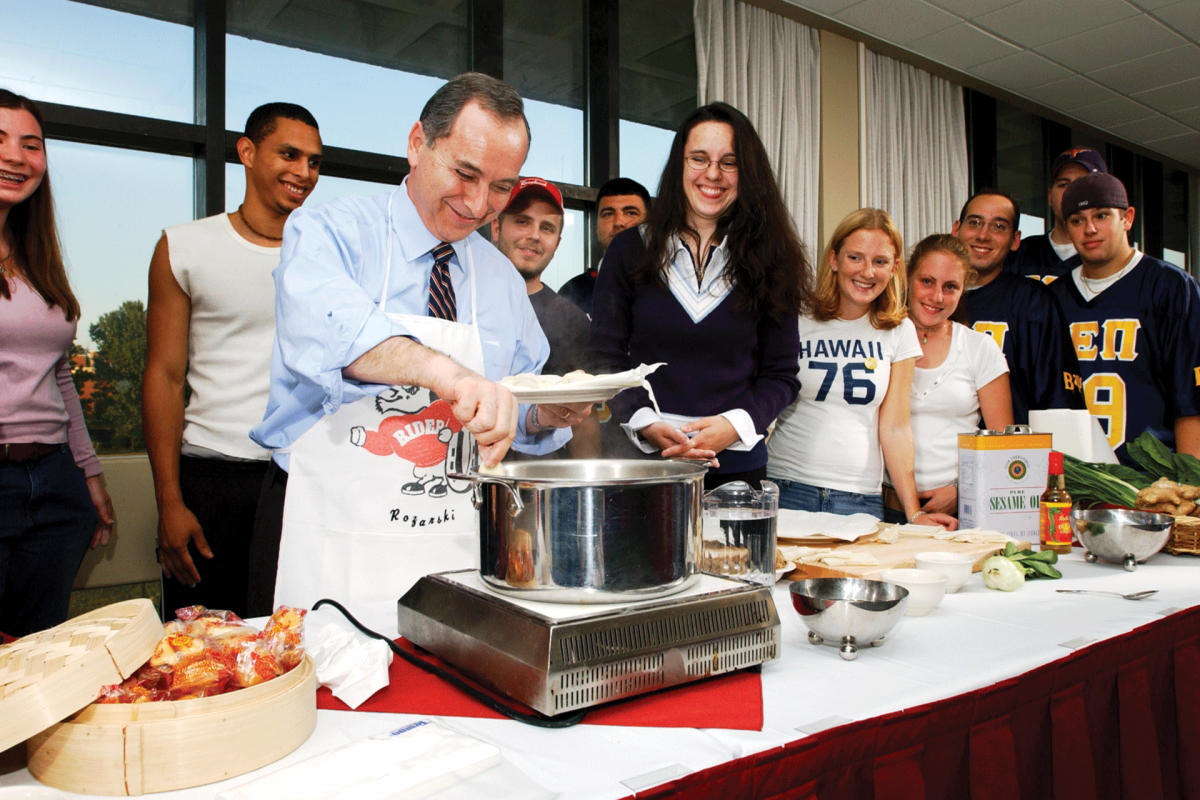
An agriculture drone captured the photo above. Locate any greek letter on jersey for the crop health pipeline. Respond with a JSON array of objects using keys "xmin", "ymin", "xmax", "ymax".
[{"xmin": 972, "ymin": 321, "xmax": 1008, "ymax": 353}]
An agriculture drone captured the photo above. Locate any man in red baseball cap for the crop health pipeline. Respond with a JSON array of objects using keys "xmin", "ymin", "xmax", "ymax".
[
  {"xmin": 491, "ymin": 178, "xmax": 600, "ymax": 457},
  {"xmin": 1010, "ymin": 146, "xmax": 1107, "ymax": 283}
]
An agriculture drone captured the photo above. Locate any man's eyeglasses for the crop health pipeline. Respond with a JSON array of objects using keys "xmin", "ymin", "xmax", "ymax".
[
  {"xmin": 685, "ymin": 154, "xmax": 738, "ymax": 173},
  {"xmin": 961, "ymin": 216, "xmax": 1012, "ymax": 235}
]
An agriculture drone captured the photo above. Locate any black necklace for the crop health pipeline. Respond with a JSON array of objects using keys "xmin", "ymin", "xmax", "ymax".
[{"xmin": 237, "ymin": 205, "xmax": 283, "ymax": 241}]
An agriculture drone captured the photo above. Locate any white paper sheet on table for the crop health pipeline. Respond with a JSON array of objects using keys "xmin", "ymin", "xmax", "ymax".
[{"xmin": 776, "ymin": 509, "xmax": 881, "ymax": 542}]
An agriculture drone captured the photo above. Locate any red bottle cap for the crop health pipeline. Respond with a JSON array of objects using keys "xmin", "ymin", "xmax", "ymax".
[{"xmin": 1048, "ymin": 451, "xmax": 1064, "ymax": 474}]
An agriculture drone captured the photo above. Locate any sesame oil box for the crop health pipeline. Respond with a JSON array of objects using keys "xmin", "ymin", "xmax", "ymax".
[{"xmin": 958, "ymin": 427, "xmax": 1051, "ymax": 539}]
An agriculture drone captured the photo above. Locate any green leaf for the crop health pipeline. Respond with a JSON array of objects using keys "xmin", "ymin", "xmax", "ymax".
[
  {"xmin": 1003, "ymin": 542, "xmax": 1016, "ymax": 558},
  {"xmin": 1129, "ymin": 432, "xmax": 1177, "ymax": 480},
  {"xmin": 1171, "ymin": 452, "xmax": 1200, "ymax": 487},
  {"xmin": 1025, "ymin": 560, "xmax": 1062, "ymax": 579}
]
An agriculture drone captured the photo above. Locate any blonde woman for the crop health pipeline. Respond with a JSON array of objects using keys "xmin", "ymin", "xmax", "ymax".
[
  {"xmin": 881, "ymin": 234, "xmax": 1013, "ymax": 524},
  {"xmin": 767, "ymin": 209, "xmax": 957, "ymax": 529}
]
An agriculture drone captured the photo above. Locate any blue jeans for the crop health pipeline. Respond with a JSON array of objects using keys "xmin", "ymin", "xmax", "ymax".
[
  {"xmin": 0, "ymin": 446, "xmax": 97, "ymax": 637},
  {"xmin": 774, "ymin": 479, "xmax": 883, "ymax": 519}
]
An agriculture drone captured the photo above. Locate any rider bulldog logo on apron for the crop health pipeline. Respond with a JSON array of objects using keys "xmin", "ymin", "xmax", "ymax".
[{"xmin": 273, "ymin": 188, "xmax": 483, "ymax": 630}]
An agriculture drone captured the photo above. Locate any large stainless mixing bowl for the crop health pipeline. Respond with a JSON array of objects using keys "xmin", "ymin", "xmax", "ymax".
[
  {"xmin": 450, "ymin": 459, "xmax": 706, "ymax": 602},
  {"xmin": 1069, "ymin": 507, "xmax": 1174, "ymax": 571},
  {"xmin": 789, "ymin": 578, "xmax": 909, "ymax": 661}
]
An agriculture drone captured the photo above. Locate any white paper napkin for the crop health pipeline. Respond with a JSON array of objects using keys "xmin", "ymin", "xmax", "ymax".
[
  {"xmin": 304, "ymin": 606, "xmax": 392, "ymax": 709},
  {"xmin": 1029, "ymin": 409, "xmax": 1118, "ymax": 464}
]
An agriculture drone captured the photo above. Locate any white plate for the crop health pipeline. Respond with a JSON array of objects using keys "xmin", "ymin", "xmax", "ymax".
[
  {"xmin": 775, "ymin": 561, "xmax": 796, "ymax": 581},
  {"xmin": 502, "ymin": 382, "xmax": 637, "ymax": 405}
]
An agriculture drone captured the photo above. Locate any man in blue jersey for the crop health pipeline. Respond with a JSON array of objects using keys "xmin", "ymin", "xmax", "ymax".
[
  {"xmin": 954, "ymin": 190, "xmax": 1085, "ymax": 425},
  {"xmin": 1009, "ymin": 147, "xmax": 1107, "ymax": 284},
  {"xmin": 1048, "ymin": 172, "xmax": 1200, "ymax": 464}
]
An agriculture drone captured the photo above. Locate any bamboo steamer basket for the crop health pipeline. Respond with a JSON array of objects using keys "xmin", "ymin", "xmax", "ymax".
[
  {"xmin": 0, "ymin": 599, "xmax": 162, "ymax": 754},
  {"xmin": 27, "ymin": 653, "xmax": 317, "ymax": 795}
]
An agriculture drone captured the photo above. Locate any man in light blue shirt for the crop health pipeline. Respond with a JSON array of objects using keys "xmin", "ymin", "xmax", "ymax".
[{"xmin": 245, "ymin": 73, "xmax": 590, "ymax": 617}]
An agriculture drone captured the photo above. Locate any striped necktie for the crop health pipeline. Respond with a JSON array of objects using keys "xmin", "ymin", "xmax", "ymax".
[{"xmin": 427, "ymin": 242, "xmax": 457, "ymax": 322}]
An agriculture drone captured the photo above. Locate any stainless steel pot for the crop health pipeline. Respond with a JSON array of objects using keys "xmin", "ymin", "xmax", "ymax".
[{"xmin": 448, "ymin": 459, "xmax": 706, "ymax": 602}]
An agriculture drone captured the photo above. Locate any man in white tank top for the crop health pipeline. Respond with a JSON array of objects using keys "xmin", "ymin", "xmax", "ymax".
[{"xmin": 143, "ymin": 104, "xmax": 322, "ymax": 617}]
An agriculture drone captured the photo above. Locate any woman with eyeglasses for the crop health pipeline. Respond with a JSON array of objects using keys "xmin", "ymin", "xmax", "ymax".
[
  {"xmin": 591, "ymin": 102, "xmax": 812, "ymax": 490},
  {"xmin": 880, "ymin": 234, "xmax": 1013, "ymax": 523},
  {"xmin": 766, "ymin": 209, "xmax": 957, "ymax": 529},
  {"xmin": 0, "ymin": 90, "xmax": 114, "ymax": 636}
]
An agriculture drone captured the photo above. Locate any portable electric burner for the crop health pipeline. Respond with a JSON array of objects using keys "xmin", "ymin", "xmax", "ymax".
[{"xmin": 397, "ymin": 570, "xmax": 780, "ymax": 716}]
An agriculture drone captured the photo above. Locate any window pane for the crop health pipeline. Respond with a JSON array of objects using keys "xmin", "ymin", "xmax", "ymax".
[
  {"xmin": 540, "ymin": 209, "xmax": 586, "ymax": 293},
  {"xmin": 1164, "ymin": 169, "xmax": 1189, "ymax": 271},
  {"xmin": 50, "ymin": 141, "xmax": 194, "ymax": 453},
  {"xmin": 618, "ymin": 0, "xmax": 695, "ymax": 191},
  {"xmin": 226, "ymin": 0, "xmax": 468, "ymax": 157},
  {"xmin": 504, "ymin": 0, "xmax": 585, "ymax": 184},
  {"xmin": 996, "ymin": 101, "xmax": 1045, "ymax": 223},
  {"xmin": 619, "ymin": 119, "xmax": 673, "ymax": 196},
  {"xmin": 0, "ymin": 0, "xmax": 193, "ymax": 121}
]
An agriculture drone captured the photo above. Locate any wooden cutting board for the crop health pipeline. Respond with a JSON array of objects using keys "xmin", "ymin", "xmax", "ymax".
[{"xmin": 781, "ymin": 528, "xmax": 1032, "ymax": 581}]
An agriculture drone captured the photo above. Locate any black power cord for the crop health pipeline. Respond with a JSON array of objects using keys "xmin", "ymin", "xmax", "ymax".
[{"xmin": 311, "ymin": 598, "xmax": 587, "ymax": 729}]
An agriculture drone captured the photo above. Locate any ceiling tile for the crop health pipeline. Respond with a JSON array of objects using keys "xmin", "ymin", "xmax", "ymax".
[
  {"xmin": 1107, "ymin": 115, "xmax": 1192, "ymax": 144},
  {"xmin": 971, "ymin": 50, "xmax": 1074, "ymax": 91},
  {"xmin": 1089, "ymin": 46, "xmax": 1200, "ymax": 96},
  {"xmin": 921, "ymin": 0, "xmax": 1023, "ymax": 18},
  {"xmin": 781, "ymin": 0, "xmax": 863, "ymax": 17},
  {"xmin": 1021, "ymin": 76, "xmax": 1121, "ymax": 112},
  {"xmin": 1154, "ymin": 0, "xmax": 1200, "ymax": 41},
  {"xmin": 1173, "ymin": 106, "xmax": 1200, "ymax": 128},
  {"xmin": 1036, "ymin": 15, "xmax": 1186, "ymax": 74},
  {"xmin": 1145, "ymin": 131, "xmax": 1200, "ymax": 168},
  {"xmin": 907, "ymin": 22, "xmax": 1022, "ymax": 70},
  {"xmin": 834, "ymin": 0, "xmax": 961, "ymax": 44},
  {"xmin": 974, "ymin": 0, "xmax": 1140, "ymax": 49},
  {"xmin": 1129, "ymin": 0, "xmax": 1182, "ymax": 9},
  {"xmin": 1069, "ymin": 96, "xmax": 1159, "ymax": 128},
  {"xmin": 1132, "ymin": 76, "xmax": 1200, "ymax": 114}
]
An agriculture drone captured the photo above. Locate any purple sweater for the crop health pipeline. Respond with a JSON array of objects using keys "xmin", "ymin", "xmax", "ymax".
[
  {"xmin": 0, "ymin": 277, "xmax": 101, "ymax": 477},
  {"xmin": 590, "ymin": 228, "xmax": 800, "ymax": 473}
]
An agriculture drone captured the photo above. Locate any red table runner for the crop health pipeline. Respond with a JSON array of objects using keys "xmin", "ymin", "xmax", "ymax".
[
  {"xmin": 635, "ymin": 606, "xmax": 1200, "ymax": 800},
  {"xmin": 316, "ymin": 637, "xmax": 764, "ymax": 730}
]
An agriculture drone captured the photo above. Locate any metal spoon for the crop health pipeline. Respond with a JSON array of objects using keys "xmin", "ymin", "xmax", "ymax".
[{"xmin": 1056, "ymin": 589, "xmax": 1158, "ymax": 601}]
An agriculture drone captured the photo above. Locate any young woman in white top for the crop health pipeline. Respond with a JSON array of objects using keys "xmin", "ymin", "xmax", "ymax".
[
  {"xmin": 767, "ymin": 209, "xmax": 957, "ymax": 530},
  {"xmin": 881, "ymin": 234, "xmax": 1013, "ymax": 524}
]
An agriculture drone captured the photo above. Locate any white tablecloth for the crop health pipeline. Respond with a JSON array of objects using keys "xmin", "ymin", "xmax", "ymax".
[{"xmin": 3, "ymin": 552, "xmax": 1197, "ymax": 799}]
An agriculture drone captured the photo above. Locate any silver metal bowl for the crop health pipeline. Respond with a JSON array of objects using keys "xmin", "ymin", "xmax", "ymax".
[
  {"xmin": 1069, "ymin": 507, "xmax": 1174, "ymax": 572},
  {"xmin": 789, "ymin": 578, "xmax": 909, "ymax": 661}
]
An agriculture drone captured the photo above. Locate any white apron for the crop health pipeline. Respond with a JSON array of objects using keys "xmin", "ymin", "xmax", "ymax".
[{"xmin": 273, "ymin": 189, "xmax": 484, "ymax": 633}]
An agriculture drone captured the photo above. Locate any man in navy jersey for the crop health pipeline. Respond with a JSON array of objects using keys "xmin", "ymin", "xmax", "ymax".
[
  {"xmin": 1009, "ymin": 148, "xmax": 1107, "ymax": 284},
  {"xmin": 954, "ymin": 190, "xmax": 1084, "ymax": 425},
  {"xmin": 558, "ymin": 178, "xmax": 650, "ymax": 317},
  {"xmin": 1048, "ymin": 172, "xmax": 1200, "ymax": 464}
]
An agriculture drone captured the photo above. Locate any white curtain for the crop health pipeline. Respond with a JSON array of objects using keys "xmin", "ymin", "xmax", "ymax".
[
  {"xmin": 694, "ymin": 0, "xmax": 821, "ymax": 256},
  {"xmin": 862, "ymin": 48, "xmax": 969, "ymax": 253}
]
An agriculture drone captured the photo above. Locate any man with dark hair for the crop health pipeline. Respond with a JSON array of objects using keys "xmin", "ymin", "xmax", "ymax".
[
  {"xmin": 143, "ymin": 103, "xmax": 323, "ymax": 616},
  {"xmin": 491, "ymin": 177, "xmax": 600, "ymax": 458},
  {"xmin": 559, "ymin": 177, "xmax": 650, "ymax": 316},
  {"xmin": 1048, "ymin": 172, "xmax": 1200, "ymax": 464},
  {"xmin": 248, "ymin": 73, "xmax": 589, "ymax": 627},
  {"xmin": 954, "ymin": 190, "xmax": 1084, "ymax": 425},
  {"xmin": 1010, "ymin": 147, "xmax": 1107, "ymax": 284}
]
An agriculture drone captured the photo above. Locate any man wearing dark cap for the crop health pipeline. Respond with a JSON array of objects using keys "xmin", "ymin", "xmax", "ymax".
[
  {"xmin": 1010, "ymin": 147, "xmax": 1107, "ymax": 283},
  {"xmin": 1049, "ymin": 172, "xmax": 1200, "ymax": 464},
  {"xmin": 491, "ymin": 177, "xmax": 600, "ymax": 457}
]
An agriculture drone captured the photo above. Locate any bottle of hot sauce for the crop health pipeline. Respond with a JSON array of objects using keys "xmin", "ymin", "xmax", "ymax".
[{"xmin": 1040, "ymin": 451, "xmax": 1073, "ymax": 554}]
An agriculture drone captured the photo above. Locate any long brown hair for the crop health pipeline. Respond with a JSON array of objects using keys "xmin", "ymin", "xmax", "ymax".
[
  {"xmin": 634, "ymin": 102, "xmax": 811, "ymax": 325},
  {"xmin": 0, "ymin": 90, "xmax": 79, "ymax": 320},
  {"xmin": 811, "ymin": 208, "xmax": 906, "ymax": 330}
]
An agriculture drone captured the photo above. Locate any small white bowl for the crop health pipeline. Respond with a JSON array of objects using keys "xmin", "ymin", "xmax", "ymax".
[
  {"xmin": 912, "ymin": 551, "xmax": 976, "ymax": 593},
  {"xmin": 880, "ymin": 568, "xmax": 947, "ymax": 616}
]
